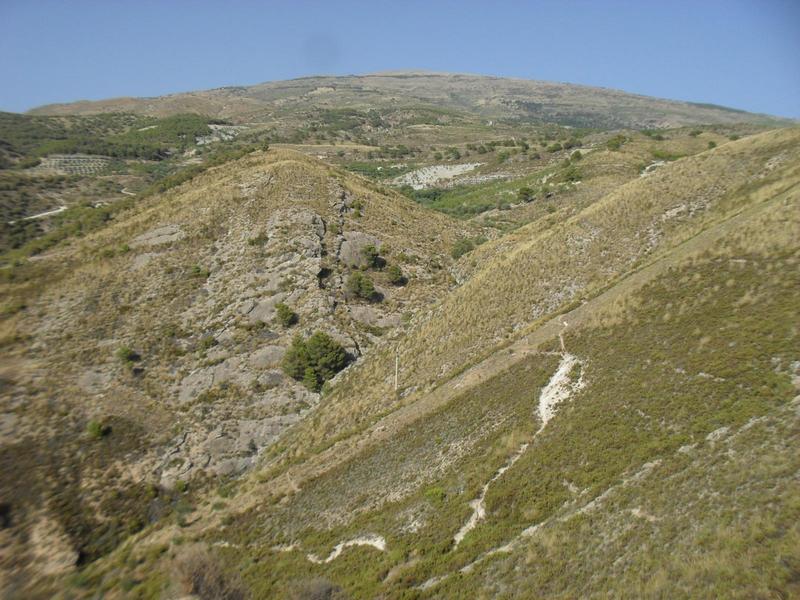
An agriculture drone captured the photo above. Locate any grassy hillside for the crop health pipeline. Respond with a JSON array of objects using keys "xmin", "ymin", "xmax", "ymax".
[
  {"xmin": 7, "ymin": 127, "xmax": 790, "ymax": 599},
  {"xmin": 1, "ymin": 121, "xmax": 797, "ymax": 598},
  {"xmin": 264, "ymin": 128, "xmax": 800, "ymax": 456}
]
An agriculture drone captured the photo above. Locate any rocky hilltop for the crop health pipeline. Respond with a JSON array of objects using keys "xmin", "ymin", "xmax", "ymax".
[{"xmin": 30, "ymin": 71, "xmax": 790, "ymax": 129}]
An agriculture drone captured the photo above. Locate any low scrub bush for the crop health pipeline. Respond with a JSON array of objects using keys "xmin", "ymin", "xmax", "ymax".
[
  {"xmin": 116, "ymin": 346, "xmax": 140, "ymax": 364},
  {"xmin": 275, "ymin": 302, "xmax": 298, "ymax": 327},
  {"xmin": 360, "ymin": 244, "xmax": 385, "ymax": 269},
  {"xmin": 387, "ymin": 264, "xmax": 406, "ymax": 285},
  {"xmin": 86, "ymin": 419, "xmax": 111, "ymax": 440},
  {"xmin": 451, "ymin": 236, "xmax": 487, "ymax": 259},
  {"xmin": 173, "ymin": 544, "xmax": 247, "ymax": 600},
  {"xmin": 347, "ymin": 271, "xmax": 380, "ymax": 301}
]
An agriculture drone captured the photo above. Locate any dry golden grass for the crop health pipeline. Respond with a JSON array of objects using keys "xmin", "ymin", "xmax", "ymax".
[{"xmin": 274, "ymin": 128, "xmax": 800, "ymax": 456}]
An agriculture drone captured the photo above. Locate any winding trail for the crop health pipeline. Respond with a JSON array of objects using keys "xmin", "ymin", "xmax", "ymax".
[
  {"xmin": 7, "ymin": 205, "xmax": 66, "ymax": 224},
  {"xmin": 536, "ymin": 351, "xmax": 583, "ymax": 432},
  {"xmin": 453, "ymin": 337, "xmax": 583, "ymax": 547},
  {"xmin": 453, "ymin": 443, "xmax": 529, "ymax": 546},
  {"xmin": 305, "ymin": 535, "xmax": 386, "ymax": 564}
]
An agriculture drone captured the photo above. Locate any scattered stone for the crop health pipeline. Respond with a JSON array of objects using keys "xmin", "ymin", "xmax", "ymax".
[{"xmin": 130, "ymin": 225, "xmax": 185, "ymax": 248}]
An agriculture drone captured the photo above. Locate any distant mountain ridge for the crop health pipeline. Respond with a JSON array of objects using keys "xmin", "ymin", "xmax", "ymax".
[{"xmin": 28, "ymin": 71, "xmax": 791, "ymax": 129}]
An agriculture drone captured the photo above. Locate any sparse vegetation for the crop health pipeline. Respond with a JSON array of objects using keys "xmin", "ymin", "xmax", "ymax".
[{"xmin": 0, "ymin": 71, "xmax": 794, "ymax": 600}]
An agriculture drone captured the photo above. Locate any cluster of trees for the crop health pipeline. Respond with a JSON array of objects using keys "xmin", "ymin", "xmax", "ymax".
[
  {"xmin": 0, "ymin": 112, "xmax": 223, "ymax": 164},
  {"xmin": 281, "ymin": 332, "xmax": 347, "ymax": 391},
  {"xmin": 345, "ymin": 244, "xmax": 406, "ymax": 301},
  {"xmin": 365, "ymin": 145, "xmax": 421, "ymax": 160},
  {"xmin": 0, "ymin": 111, "xmax": 139, "ymax": 159},
  {"xmin": 5, "ymin": 113, "xmax": 222, "ymax": 162}
]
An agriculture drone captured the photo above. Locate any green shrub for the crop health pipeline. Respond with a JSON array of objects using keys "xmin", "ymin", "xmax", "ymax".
[
  {"xmin": 387, "ymin": 264, "xmax": 406, "ymax": 285},
  {"xmin": 606, "ymin": 134, "xmax": 627, "ymax": 151},
  {"xmin": 189, "ymin": 265, "xmax": 210, "ymax": 279},
  {"xmin": 562, "ymin": 164, "xmax": 582, "ymax": 182},
  {"xmin": 275, "ymin": 302, "xmax": 298, "ymax": 327},
  {"xmin": 302, "ymin": 367, "xmax": 319, "ymax": 390},
  {"xmin": 360, "ymin": 244, "xmax": 385, "ymax": 269},
  {"xmin": 116, "ymin": 346, "xmax": 140, "ymax": 364},
  {"xmin": 451, "ymin": 236, "xmax": 487, "ymax": 259},
  {"xmin": 281, "ymin": 332, "xmax": 348, "ymax": 391},
  {"xmin": 518, "ymin": 186, "xmax": 535, "ymax": 203},
  {"xmin": 87, "ymin": 419, "xmax": 111, "ymax": 440},
  {"xmin": 347, "ymin": 271, "xmax": 379, "ymax": 301},
  {"xmin": 446, "ymin": 147, "xmax": 461, "ymax": 160},
  {"xmin": 652, "ymin": 149, "xmax": 685, "ymax": 162}
]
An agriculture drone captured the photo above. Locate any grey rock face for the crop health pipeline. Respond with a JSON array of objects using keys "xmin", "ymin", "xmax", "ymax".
[
  {"xmin": 130, "ymin": 224, "xmax": 185, "ymax": 248},
  {"xmin": 339, "ymin": 231, "xmax": 381, "ymax": 268}
]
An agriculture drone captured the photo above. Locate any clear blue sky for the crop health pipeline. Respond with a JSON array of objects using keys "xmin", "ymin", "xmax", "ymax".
[{"xmin": 1, "ymin": 0, "xmax": 798, "ymax": 117}]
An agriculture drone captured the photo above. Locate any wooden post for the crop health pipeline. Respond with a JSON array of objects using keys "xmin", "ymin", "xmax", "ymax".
[{"xmin": 394, "ymin": 351, "xmax": 399, "ymax": 392}]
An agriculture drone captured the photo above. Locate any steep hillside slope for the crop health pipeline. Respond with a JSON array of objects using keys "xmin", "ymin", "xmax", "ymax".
[
  {"xmin": 0, "ymin": 149, "xmax": 467, "ymax": 592},
  {"xmin": 180, "ymin": 132, "xmax": 800, "ymax": 598},
  {"xmin": 29, "ymin": 72, "xmax": 788, "ymax": 129},
  {"xmin": 269, "ymin": 128, "xmax": 800, "ymax": 454}
]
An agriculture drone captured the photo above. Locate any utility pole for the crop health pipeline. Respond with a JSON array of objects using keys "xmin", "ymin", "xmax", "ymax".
[{"xmin": 394, "ymin": 351, "xmax": 399, "ymax": 392}]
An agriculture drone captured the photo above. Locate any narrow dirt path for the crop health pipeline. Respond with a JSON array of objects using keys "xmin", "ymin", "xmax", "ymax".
[
  {"xmin": 453, "ymin": 443, "xmax": 529, "ymax": 546},
  {"xmin": 7, "ymin": 205, "xmax": 66, "ymax": 224},
  {"xmin": 453, "ymin": 340, "xmax": 583, "ymax": 547},
  {"xmin": 305, "ymin": 535, "xmax": 386, "ymax": 564}
]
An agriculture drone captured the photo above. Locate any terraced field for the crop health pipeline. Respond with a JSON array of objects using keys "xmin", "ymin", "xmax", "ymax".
[{"xmin": 33, "ymin": 154, "xmax": 114, "ymax": 175}]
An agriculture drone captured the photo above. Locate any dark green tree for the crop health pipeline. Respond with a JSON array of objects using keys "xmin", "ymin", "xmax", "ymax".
[
  {"xmin": 282, "ymin": 332, "xmax": 348, "ymax": 391},
  {"xmin": 360, "ymin": 244, "xmax": 385, "ymax": 269}
]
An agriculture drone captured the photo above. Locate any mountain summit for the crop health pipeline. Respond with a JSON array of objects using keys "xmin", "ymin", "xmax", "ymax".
[{"xmin": 29, "ymin": 72, "xmax": 789, "ymax": 129}]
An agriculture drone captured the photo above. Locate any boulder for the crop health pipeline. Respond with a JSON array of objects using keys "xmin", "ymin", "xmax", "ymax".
[{"xmin": 340, "ymin": 231, "xmax": 381, "ymax": 268}]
